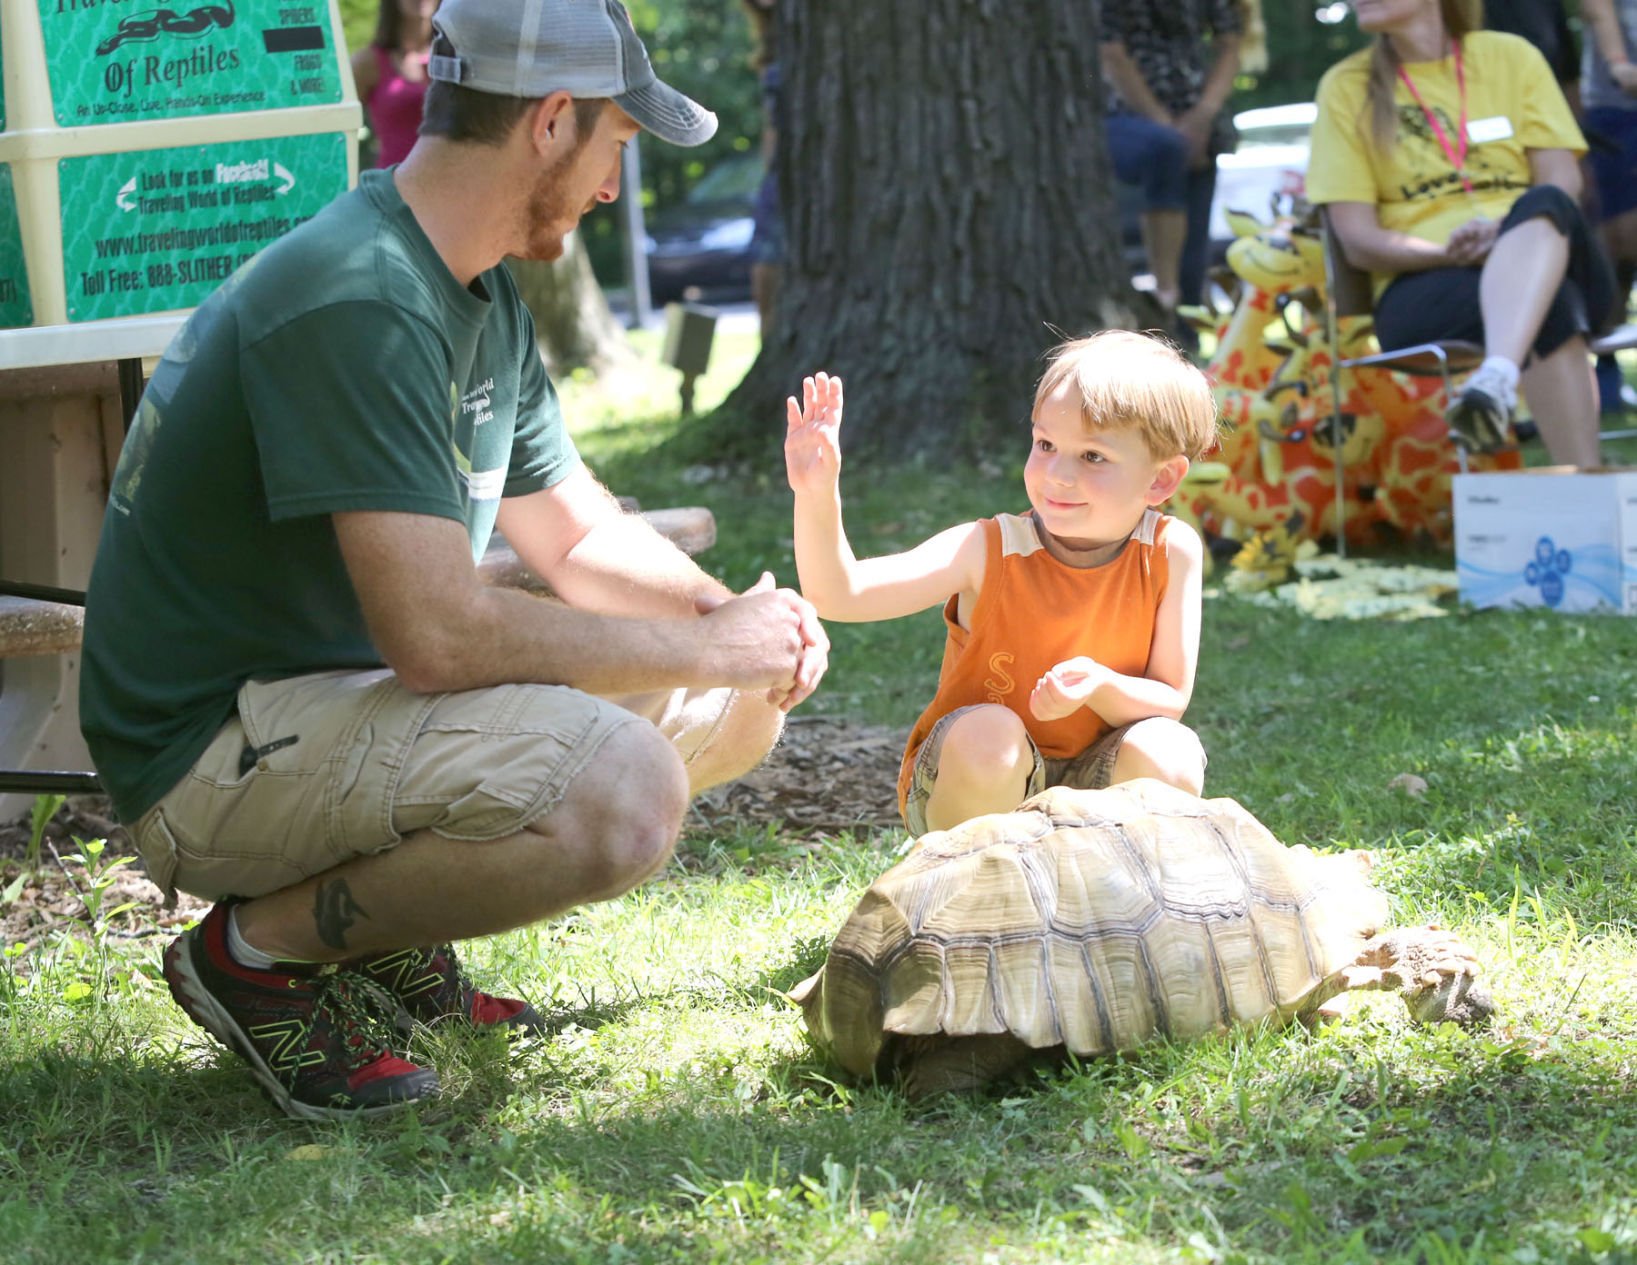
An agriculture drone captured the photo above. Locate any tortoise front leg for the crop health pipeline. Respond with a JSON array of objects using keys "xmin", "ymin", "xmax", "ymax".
[{"xmin": 1305, "ymin": 926, "xmax": 1495, "ymax": 1027}]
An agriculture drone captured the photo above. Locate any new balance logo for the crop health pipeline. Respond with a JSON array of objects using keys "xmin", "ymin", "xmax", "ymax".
[
  {"xmin": 248, "ymin": 1019, "xmax": 325, "ymax": 1071},
  {"xmin": 363, "ymin": 949, "xmax": 443, "ymax": 999}
]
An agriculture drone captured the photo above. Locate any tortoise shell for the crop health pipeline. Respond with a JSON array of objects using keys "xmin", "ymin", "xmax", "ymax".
[{"xmin": 793, "ymin": 779, "xmax": 1397, "ymax": 1091}]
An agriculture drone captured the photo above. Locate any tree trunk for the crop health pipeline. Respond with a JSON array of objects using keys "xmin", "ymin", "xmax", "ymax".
[
  {"xmin": 507, "ymin": 231, "xmax": 632, "ymax": 376},
  {"xmin": 725, "ymin": 0, "xmax": 1142, "ymax": 458}
]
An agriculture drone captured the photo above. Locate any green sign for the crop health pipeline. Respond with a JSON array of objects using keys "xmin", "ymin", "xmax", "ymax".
[
  {"xmin": 59, "ymin": 131, "xmax": 346, "ymax": 321},
  {"xmin": 38, "ymin": 0, "xmax": 342, "ymax": 126},
  {"xmin": 1, "ymin": 166, "xmax": 35, "ymax": 328}
]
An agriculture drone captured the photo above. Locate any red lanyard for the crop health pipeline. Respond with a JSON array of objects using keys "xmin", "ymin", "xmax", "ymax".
[{"xmin": 1397, "ymin": 43, "xmax": 1472, "ymax": 195}]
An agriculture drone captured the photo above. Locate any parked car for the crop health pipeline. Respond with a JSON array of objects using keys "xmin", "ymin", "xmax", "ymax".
[
  {"xmin": 644, "ymin": 152, "xmax": 763, "ymax": 305},
  {"xmin": 1209, "ymin": 101, "xmax": 1316, "ymax": 245}
]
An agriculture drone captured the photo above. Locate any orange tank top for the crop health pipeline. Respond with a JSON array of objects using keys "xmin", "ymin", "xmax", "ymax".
[{"xmin": 896, "ymin": 508, "xmax": 1172, "ymax": 812}]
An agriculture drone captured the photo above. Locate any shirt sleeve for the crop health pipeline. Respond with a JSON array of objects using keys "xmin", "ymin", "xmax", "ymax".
[
  {"xmin": 1208, "ymin": 0, "xmax": 1244, "ymax": 38},
  {"xmin": 1304, "ymin": 63, "xmax": 1380, "ymax": 205},
  {"xmin": 1099, "ymin": 0, "xmax": 1135, "ymax": 44},
  {"xmin": 503, "ymin": 308, "xmax": 581, "ymax": 496},
  {"xmin": 487, "ymin": 266, "xmax": 581, "ymax": 498},
  {"xmin": 1514, "ymin": 39, "xmax": 1586, "ymax": 154},
  {"xmin": 241, "ymin": 302, "xmax": 466, "ymax": 523}
]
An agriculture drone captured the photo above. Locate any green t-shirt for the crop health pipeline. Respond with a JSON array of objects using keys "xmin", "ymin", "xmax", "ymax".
[{"xmin": 80, "ymin": 168, "xmax": 579, "ymax": 823}]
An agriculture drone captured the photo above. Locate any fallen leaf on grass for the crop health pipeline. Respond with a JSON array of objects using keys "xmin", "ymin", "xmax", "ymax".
[{"xmin": 286, "ymin": 1144, "xmax": 336, "ymax": 1162}]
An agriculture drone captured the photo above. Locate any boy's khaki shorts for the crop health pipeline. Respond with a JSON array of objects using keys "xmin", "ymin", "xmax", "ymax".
[
  {"xmin": 901, "ymin": 705, "xmax": 1132, "ymax": 837},
  {"xmin": 131, "ymin": 668, "xmax": 741, "ymax": 904}
]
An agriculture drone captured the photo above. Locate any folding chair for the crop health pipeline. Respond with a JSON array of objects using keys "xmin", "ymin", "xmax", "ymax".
[{"xmin": 1318, "ymin": 207, "xmax": 1487, "ymax": 555}]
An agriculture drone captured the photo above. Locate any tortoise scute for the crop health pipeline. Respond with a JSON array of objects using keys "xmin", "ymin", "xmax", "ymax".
[
  {"xmin": 988, "ymin": 939, "xmax": 1059, "ymax": 1047},
  {"xmin": 942, "ymin": 942, "xmax": 1019, "ymax": 1036}
]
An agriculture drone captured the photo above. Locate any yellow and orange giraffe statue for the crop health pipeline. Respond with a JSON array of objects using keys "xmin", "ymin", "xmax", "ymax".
[{"xmin": 1171, "ymin": 207, "xmax": 1519, "ymax": 556}]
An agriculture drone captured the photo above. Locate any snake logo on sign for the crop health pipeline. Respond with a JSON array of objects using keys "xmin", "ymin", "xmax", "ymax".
[{"xmin": 95, "ymin": 0, "xmax": 237, "ymax": 57}]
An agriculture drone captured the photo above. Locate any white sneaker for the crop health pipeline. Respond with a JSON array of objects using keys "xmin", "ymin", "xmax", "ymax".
[{"xmin": 1447, "ymin": 363, "xmax": 1516, "ymax": 453}]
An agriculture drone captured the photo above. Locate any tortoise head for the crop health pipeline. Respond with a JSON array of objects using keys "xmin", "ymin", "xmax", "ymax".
[
  {"xmin": 1309, "ymin": 848, "xmax": 1392, "ymax": 954},
  {"xmin": 788, "ymin": 937, "xmax": 894, "ymax": 1078}
]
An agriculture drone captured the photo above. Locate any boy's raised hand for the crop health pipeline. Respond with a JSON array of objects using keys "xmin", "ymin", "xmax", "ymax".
[
  {"xmin": 1029, "ymin": 657, "xmax": 1113, "ymax": 723},
  {"xmin": 784, "ymin": 371, "xmax": 845, "ymax": 496}
]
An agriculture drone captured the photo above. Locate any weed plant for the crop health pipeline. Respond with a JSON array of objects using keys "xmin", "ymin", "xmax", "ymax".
[
  {"xmin": 25, "ymin": 793, "xmax": 64, "ymax": 872},
  {"xmin": 2, "ymin": 335, "xmax": 1634, "ymax": 1263}
]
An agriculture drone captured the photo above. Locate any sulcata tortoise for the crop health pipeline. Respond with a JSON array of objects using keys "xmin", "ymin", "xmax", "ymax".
[{"xmin": 792, "ymin": 779, "xmax": 1493, "ymax": 1098}]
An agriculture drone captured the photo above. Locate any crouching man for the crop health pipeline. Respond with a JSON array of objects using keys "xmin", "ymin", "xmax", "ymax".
[{"xmin": 79, "ymin": 0, "xmax": 827, "ymax": 1121}]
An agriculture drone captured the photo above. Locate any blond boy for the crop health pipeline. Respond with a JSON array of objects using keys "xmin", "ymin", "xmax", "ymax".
[{"xmin": 785, "ymin": 330, "xmax": 1219, "ymax": 834}]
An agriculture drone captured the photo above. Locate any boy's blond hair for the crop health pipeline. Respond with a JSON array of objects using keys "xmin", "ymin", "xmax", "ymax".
[{"xmin": 1033, "ymin": 330, "xmax": 1219, "ymax": 463}]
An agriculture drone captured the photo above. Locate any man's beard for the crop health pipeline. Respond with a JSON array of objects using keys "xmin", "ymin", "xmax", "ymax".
[{"xmin": 514, "ymin": 148, "xmax": 600, "ymax": 263}]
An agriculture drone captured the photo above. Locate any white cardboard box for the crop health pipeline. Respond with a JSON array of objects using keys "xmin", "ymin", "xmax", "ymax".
[{"xmin": 1452, "ymin": 467, "xmax": 1637, "ymax": 614}]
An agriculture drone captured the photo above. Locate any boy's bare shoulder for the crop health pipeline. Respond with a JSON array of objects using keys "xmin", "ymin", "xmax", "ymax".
[
  {"xmin": 926, "ymin": 516, "xmax": 993, "ymax": 549},
  {"xmin": 1158, "ymin": 514, "xmax": 1204, "ymax": 565}
]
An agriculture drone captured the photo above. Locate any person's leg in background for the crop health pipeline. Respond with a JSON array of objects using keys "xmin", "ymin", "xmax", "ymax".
[
  {"xmin": 1375, "ymin": 214, "xmax": 1606, "ymax": 466},
  {"xmin": 749, "ymin": 176, "xmax": 784, "ymax": 341},
  {"xmin": 750, "ymin": 253, "xmax": 781, "ymax": 343},
  {"xmin": 1448, "ymin": 186, "xmax": 1614, "ymax": 463},
  {"xmin": 1592, "ymin": 256, "xmax": 1632, "ymax": 417},
  {"xmin": 1175, "ymin": 160, "xmax": 1219, "ymax": 354},
  {"xmin": 1584, "ymin": 107, "xmax": 1637, "ymax": 416},
  {"xmin": 1178, "ymin": 159, "xmax": 1219, "ymax": 313},
  {"xmin": 1519, "ymin": 335, "xmax": 1601, "ymax": 465},
  {"xmin": 1106, "ymin": 111, "xmax": 1190, "ymax": 313}
]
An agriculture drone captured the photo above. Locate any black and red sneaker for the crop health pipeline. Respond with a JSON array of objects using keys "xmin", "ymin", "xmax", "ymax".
[
  {"xmin": 163, "ymin": 904, "xmax": 439, "ymax": 1121},
  {"xmin": 355, "ymin": 944, "xmax": 546, "ymax": 1036}
]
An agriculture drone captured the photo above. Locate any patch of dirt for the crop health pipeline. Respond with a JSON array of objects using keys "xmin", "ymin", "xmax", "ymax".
[
  {"xmin": 691, "ymin": 714, "xmax": 909, "ymax": 835},
  {"xmin": 0, "ymin": 795, "xmax": 207, "ymax": 952},
  {"xmin": 0, "ymin": 796, "xmax": 129, "ymax": 866},
  {"xmin": 0, "ymin": 716, "xmax": 907, "ymax": 950}
]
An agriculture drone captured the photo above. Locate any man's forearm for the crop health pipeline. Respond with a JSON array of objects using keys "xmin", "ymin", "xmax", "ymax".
[
  {"xmin": 1584, "ymin": 0, "xmax": 1630, "ymax": 65},
  {"xmin": 546, "ymin": 514, "xmax": 731, "ymax": 618},
  {"xmin": 1192, "ymin": 35, "xmax": 1241, "ymax": 120},
  {"xmin": 1100, "ymin": 41, "xmax": 1172, "ymax": 122},
  {"xmin": 394, "ymin": 584, "xmax": 716, "ymax": 697}
]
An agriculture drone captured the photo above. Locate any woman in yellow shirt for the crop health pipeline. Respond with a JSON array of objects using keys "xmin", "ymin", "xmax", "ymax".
[{"xmin": 1307, "ymin": 0, "xmax": 1615, "ymax": 467}]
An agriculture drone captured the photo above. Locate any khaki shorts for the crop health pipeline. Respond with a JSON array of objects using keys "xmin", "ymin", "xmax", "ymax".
[
  {"xmin": 902, "ymin": 705, "xmax": 1131, "ymax": 837},
  {"xmin": 131, "ymin": 669, "xmax": 740, "ymax": 904}
]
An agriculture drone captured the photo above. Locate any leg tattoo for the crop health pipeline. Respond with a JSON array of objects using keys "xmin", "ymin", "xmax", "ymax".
[{"xmin": 313, "ymin": 879, "xmax": 369, "ymax": 952}]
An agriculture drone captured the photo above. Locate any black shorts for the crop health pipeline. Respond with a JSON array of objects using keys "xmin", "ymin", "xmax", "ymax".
[{"xmin": 1373, "ymin": 185, "xmax": 1617, "ymax": 362}]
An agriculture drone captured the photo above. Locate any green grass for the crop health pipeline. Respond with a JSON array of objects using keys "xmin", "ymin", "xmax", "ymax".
[{"xmin": 4, "ymin": 336, "xmax": 1637, "ymax": 1263}]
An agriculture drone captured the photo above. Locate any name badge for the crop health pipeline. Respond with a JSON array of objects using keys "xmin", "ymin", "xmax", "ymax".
[{"xmin": 1467, "ymin": 116, "xmax": 1514, "ymax": 144}]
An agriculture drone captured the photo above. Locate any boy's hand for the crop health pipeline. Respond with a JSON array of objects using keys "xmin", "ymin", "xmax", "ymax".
[
  {"xmin": 784, "ymin": 372, "xmax": 845, "ymax": 497},
  {"xmin": 1029, "ymin": 657, "xmax": 1112, "ymax": 722}
]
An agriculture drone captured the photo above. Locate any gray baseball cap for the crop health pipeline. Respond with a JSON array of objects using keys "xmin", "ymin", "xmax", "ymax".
[{"xmin": 427, "ymin": 0, "xmax": 718, "ymax": 147}]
